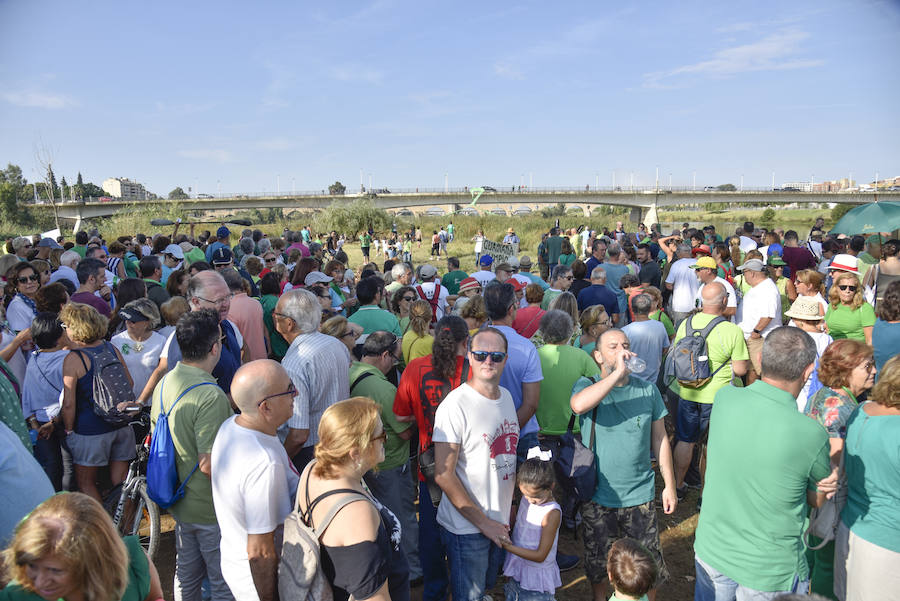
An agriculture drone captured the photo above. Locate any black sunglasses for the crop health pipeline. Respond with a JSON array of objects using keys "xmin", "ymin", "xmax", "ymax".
[
  {"xmin": 402, "ymin": 295, "xmax": 416, "ymax": 302},
  {"xmin": 17, "ymin": 274, "xmax": 40, "ymax": 284},
  {"xmin": 838, "ymin": 284, "xmax": 858, "ymax": 292},
  {"xmin": 470, "ymin": 350, "xmax": 507, "ymax": 363}
]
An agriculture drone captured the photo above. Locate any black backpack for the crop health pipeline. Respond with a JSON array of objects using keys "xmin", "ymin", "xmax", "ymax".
[
  {"xmin": 666, "ymin": 314, "xmax": 727, "ymax": 389},
  {"xmin": 76, "ymin": 342, "xmax": 135, "ymax": 426}
]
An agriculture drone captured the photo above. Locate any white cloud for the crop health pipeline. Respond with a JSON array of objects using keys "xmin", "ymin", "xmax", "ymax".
[
  {"xmin": 644, "ymin": 30, "xmax": 824, "ymax": 88},
  {"xmin": 1, "ymin": 91, "xmax": 75, "ymax": 109},
  {"xmin": 177, "ymin": 149, "xmax": 235, "ymax": 163}
]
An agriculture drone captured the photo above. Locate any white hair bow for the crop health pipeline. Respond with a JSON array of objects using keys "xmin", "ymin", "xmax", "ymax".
[{"xmin": 526, "ymin": 446, "xmax": 552, "ymax": 462}]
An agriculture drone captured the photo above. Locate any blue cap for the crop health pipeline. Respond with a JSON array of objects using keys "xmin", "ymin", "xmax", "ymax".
[
  {"xmin": 216, "ymin": 226, "xmax": 231, "ymax": 239},
  {"xmin": 480, "ymin": 254, "xmax": 493, "ymax": 266}
]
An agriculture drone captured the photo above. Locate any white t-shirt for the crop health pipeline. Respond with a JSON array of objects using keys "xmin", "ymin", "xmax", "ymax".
[
  {"xmin": 736, "ymin": 278, "xmax": 782, "ymax": 337},
  {"xmin": 416, "ymin": 281, "xmax": 450, "ymax": 320},
  {"xmin": 212, "ymin": 416, "xmax": 299, "ymax": 601},
  {"xmin": 472, "ymin": 269, "xmax": 496, "ymax": 287},
  {"xmin": 796, "ymin": 330, "xmax": 834, "ymax": 411},
  {"xmin": 696, "ymin": 277, "xmax": 739, "ymax": 319},
  {"xmin": 111, "ymin": 330, "xmax": 166, "ymax": 398},
  {"xmin": 432, "ymin": 383, "xmax": 519, "ymax": 535},
  {"xmin": 665, "ymin": 258, "xmax": 701, "ymax": 313}
]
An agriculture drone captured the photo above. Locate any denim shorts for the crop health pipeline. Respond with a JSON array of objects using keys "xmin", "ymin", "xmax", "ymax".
[
  {"xmin": 675, "ymin": 397, "xmax": 713, "ymax": 443},
  {"xmin": 67, "ymin": 427, "xmax": 135, "ymax": 467},
  {"xmin": 504, "ymin": 578, "xmax": 556, "ymax": 601}
]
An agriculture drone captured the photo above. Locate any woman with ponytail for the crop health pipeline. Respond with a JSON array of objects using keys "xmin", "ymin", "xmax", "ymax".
[{"xmin": 401, "ymin": 299, "xmax": 434, "ymax": 365}]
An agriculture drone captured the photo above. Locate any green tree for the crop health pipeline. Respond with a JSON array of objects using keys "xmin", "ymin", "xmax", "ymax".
[
  {"xmin": 82, "ymin": 182, "xmax": 105, "ymax": 198},
  {"xmin": 75, "ymin": 172, "xmax": 84, "ymax": 200},
  {"xmin": 168, "ymin": 187, "xmax": 189, "ymax": 200},
  {"xmin": 716, "ymin": 183, "xmax": 737, "ymax": 191},
  {"xmin": 60, "ymin": 176, "xmax": 68, "ymax": 201},
  {"xmin": 761, "ymin": 207, "xmax": 776, "ymax": 224},
  {"xmin": 0, "ymin": 182, "xmax": 20, "ymax": 222},
  {"xmin": 47, "ymin": 165, "xmax": 58, "ymax": 198},
  {"xmin": 831, "ymin": 203, "xmax": 853, "ymax": 223},
  {"xmin": 314, "ymin": 198, "xmax": 390, "ymax": 238},
  {"xmin": 328, "ymin": 181, "xmax": 346, "ymax": 195}
]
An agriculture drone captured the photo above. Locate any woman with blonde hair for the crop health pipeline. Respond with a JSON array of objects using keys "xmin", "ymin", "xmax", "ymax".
[
  {"xmin": 794, "ymin": 268, "xmax": 828, "ymax": 316},
  {"xmin": 574, "ymin": 305, "xmax": 612, "ymax": 355},
  {"xmin": 60, "ymin": 303, "xmax": 137, "ymax": 503},
  {"xmin": 825, "ymin": 271, "xmax": 875, "ymax": 344},
  {"xmin": 1, "ymin": 492, "xmax": 163, "ymax": 600},
  {"xmin": 321, "ymin": 315, "xmax": 363, "ymax": 357},
  {"xmin": 402, "ymin": 299, "xmax": 434, "ymax": 365},
  {"xmin": 459, "ymin": 294, "xmax": 488, "ymax": 334},
  {"xmin": 295, "ymin": 397, "xmax": 410, "ymax": 601},
  {"xmin": 644, "ymin": 286, "xmax": 675, "ymax": 340}
]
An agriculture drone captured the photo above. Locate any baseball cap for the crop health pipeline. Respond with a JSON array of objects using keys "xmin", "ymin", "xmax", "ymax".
[
  {"xmin": 37, "ymin": 238, "xmax": 62, "ymax": 249},
  {"xmin": 767, "ymin": 255, "xmax": 786, "ymax": 267},
  {"xmin": 690, "ymin": 256, "xmax": 717, "ymax": 270},
  {"xmin": 419, "ymin": 264, "xmax": 438, "ymax": 278},
  {"xmin": 216, "ymin": 226, "xmax": 231, "ymax": 239},
  {"xmin": 508, "ymin": 278, "xmax": 525, "ymax": 292},
  {"xmin": 829, "ymin": 254, "xmax": 858, "ymax": 274},
  {"xmin": 164, "ymin": 244, "xmax": 184, "ymax": 260},
  {"xmin": 457, "ymin": 277, "xmax": 480, "ymax": 294},
  {"xmin": 691, "ymin": 244, "xmax": 711, "ymax": 257},
  {"xmin": 480, "ymin": 254, "xmax": 494, "ymax": 266},
  {"xmin": 737, "ymin": 258, "xmax": 765, "ymax": 272},
  {"xmin": 304, "ymin": 271, "xmax": 333, "ymax": 286},
  {"xmin": 118, "ymin": 307, "xmax": 149, "ymax": 323},
  {"xmin": 211, "ymin": 247, "xmax": 233, "ymax": 264}
]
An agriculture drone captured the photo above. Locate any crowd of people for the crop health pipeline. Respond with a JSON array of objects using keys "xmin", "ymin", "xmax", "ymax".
[{"xmin": 0, "ymin": 217, "xmax": 897, "ymax": 601}]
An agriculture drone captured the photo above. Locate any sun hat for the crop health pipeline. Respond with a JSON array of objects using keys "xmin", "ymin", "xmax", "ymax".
[
  {"xmin": 690, "ymin": 256, "xmax": 717, "ymax": 270},
  {"xmin": 737, "ymin": 258, "xmax": 765, "ymax": 272},
  {"xmin": 507, "ymin": 228, "xmax": 515, "ymax": 233},
  {"xmin": 164, "ymin": 244, "xmax": 184, "ymax": 260},
  {"xmin": 457, "ymin": 277, "xmax": 480, "ymax": 294},
  {"xmin": 828, "ymin": 254, "xmax": 858, "ymax": 274},
  {"xmin": 37, "ymin": 238, "xmax": 62, "ymax": 249},
  {"xmin": 519, "ymin": 256, "xmax": 532, "ymax": 269},
  {"xmin": 784, "ymin": 297, "xmax": 825, "ymax": 321}
]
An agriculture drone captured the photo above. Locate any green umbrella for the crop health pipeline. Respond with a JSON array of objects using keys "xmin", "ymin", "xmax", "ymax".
[{"xmin": 831, "ymin": 201, "xmax": 900, "ymax": 235}]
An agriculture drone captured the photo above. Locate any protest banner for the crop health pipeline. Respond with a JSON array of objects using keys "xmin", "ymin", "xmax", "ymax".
[{"xmin": 479, "ymin": 238, "xmax": 518, "ymax": 264}]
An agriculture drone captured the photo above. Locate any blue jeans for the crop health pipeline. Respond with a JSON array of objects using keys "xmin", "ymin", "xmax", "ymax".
[
  {"xmin": 365, "ymin": 462, "xmax": 422, "ymax": 580},
  {"xmin": 173, "ymin": 521, "xmax": 234, "ymax": 601},
  {"xmin": 694, "ymin": 555, "xmax": 809, "ymax": 601},
  {"xmin": 504, "ymin": 578, "xmax": 556, "ymax": 601},
  {"xmin": 440, "ymin": 527, "xmax": 505, "ymax": 601},
  {"xmin": 419, "ymin": 480, "xmax": 449, "ymax": 601}
]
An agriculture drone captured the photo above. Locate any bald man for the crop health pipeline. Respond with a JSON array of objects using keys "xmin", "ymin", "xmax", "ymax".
[{"xmin": 211, "ymin": 360, "xmax": 299, "ymax": 601}]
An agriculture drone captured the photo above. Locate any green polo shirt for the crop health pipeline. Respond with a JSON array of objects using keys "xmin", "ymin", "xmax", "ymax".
[
  {"xmin": 824, "ymin": 302, "xmax": 875, "ymax": 342},
  {"xmin": 668, "ymin": 313, "xmax": 748, "ymax": 404},
  {"xmin": 348, "ymin": 361, "xmax": 411, "ymax": 471},
  {"xmin": 149, "ymin": 362, "xmax": 233, "ymax": 525},
  {"xmin": 536, "ymin": 344, "xmax": 600, "ymax": 435},
  {"xmin": 348, "ymin": 305, "xmax": 402, "ymax": 336},
  {"xmin": 694, "ymin": 380, "xmax": 831, "ymax": 592},
  {"xmin": 441, "ymin": 270, "xmax": 469, "ymax": 295}
]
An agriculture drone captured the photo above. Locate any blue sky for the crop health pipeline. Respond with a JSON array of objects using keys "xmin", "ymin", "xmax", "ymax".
[{"xmin": 1, "ymin": 0, "xmax": 898, "ymax": 196}]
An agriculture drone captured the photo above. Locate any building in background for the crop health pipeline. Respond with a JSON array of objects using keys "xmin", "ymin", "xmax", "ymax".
[{"xmin": 102, "ymin": 177, "xmax": 148, "ymax": 200}]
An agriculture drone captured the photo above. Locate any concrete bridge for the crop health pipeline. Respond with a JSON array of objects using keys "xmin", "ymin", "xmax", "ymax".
[{"xmin": 50, "ymin": 188, "xmax": 897, "ymax": 231}]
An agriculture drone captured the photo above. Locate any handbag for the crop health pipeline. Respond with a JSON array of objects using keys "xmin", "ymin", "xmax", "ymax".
[{"xmin": 804, "ymin": 451, "xmax": 847, "ymax": 550}]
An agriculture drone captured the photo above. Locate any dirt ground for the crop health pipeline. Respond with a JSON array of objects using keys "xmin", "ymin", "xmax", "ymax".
[{"xmin": 156, "ymin": 477, "xmax": 701, "ymax": 601}]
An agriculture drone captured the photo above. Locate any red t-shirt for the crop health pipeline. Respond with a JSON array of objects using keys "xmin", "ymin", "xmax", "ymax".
[
  {"xmin": 512, "ymin": 306, "xmax": 545, "ymax": 339},
  {"xmin": 782, "ymin": 246, "xmax": 817, "ymax": 282},
  {"xmin": 393, "ymin": 355, "xmax": 468, "ymax": 463}
]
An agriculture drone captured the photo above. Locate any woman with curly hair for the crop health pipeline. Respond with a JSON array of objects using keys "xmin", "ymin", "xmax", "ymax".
[
  {"xmin": 2, "ymin": 492, "xmax": 164, "ymax": 601},
  {"xmin": 390, "ymin": 285, "xmax": 417, "ymax": 333},
  {"xmin": 825, "ymin": 271, "xmax": 875, "ymax": 344}
]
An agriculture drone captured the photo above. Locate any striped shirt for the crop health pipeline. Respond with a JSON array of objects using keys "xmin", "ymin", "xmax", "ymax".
[{"xmin": 280, "ymin": 331, "xmax": 351, "ymax": 446}]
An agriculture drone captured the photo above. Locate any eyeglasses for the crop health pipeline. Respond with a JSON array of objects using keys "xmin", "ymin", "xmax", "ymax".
[
  {"xmin": 273, "ymin": 311, "xmax": 292, "ymax": 321},
  {"xmin": 837, "ymin": 285, "xmax": 858, "ymax": 292},
  {"xmin": 401, "ymin": 296, "xmax": 416, "ymax": 302},
  {"xmin": 371, "ymin": 431, "xmax": 387, "ymax": 444},
  {"xmin": 341, "ymin": 330, "xmax": 357, "ymax": 339},
  {"xmin": 563, "ymin": 276, "xmax": 574, "ymax": 280},
  {"xmin": 470, "ymin": 350, "xmax": 507, "ymax": 363},
  {"xmin": 196, "ymin": 293, "xmax": 233, "ymax": 306},
  {"xmin": 23, "ymin": 244, "xmax": 32, "ymax": 249},
  {"xmin": 258, "ymin": 383, "xmax": 297, "ymax": 407},
  {"xmin": 17, "ymin": 274, "xmax": 40, "ymax": 284},
  {"xmin": 265, "ymin": 257, "xmax": 277, "ymax": 263}
]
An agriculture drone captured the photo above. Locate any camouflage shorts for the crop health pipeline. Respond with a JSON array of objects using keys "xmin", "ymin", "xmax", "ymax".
[{"xmin": 579, "ymin": 500, "xmax": 669, "ymax": 586}]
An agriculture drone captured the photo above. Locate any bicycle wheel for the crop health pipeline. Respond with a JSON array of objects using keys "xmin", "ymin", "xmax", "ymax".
[{"xmin": 134, "ymin": 483, "xmax": 161, "ymax": 560}]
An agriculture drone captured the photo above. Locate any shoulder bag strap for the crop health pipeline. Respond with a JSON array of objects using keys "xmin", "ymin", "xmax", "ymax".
[
  {"xmin": 461, "ymin": 358, "xmax": 470, "ymax": 383},
  {"xmin": 311, "ymin": 491, "xmax": 371, "ymax": 536},
  {"xmin": 350, "ymin": 371, "xmax": 375, "ymax": 395},
  {"xmin": 35, "ymin": 353, "xmax": 62, "ymax": 393}
]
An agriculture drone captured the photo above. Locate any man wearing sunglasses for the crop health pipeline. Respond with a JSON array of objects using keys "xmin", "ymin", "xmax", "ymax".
[
  {"xmin": 212, "ymin": 360, "xmax": 299, "ymax": 601},
  {"xmin": 434, "ymin": 327, "xmax": 519, "ymax": 601}
]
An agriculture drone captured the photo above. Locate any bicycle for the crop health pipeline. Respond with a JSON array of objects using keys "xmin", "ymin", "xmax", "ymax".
[{"xmin": 105, "ymin": 411, "xmax": 160, "ymax": 560}]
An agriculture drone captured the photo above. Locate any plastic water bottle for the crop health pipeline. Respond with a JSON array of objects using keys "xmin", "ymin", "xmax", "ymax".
[
  {"xmin": 29, "ymin": 429, "xmax": 38, "ymax": 446},
  {"xmin": 624, "ymin": 355, "xmax": 646, "ymax": 374}
]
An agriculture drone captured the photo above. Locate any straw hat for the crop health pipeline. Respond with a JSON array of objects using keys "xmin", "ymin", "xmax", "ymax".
[{"xmin": 784, "ymin": 297, "xmax": 825, "ymax": 321}]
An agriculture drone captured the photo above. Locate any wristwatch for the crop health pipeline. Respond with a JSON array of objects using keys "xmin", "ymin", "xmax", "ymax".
[{"xmin": 752, "ymin": 329, "xmax": 761, "ymax": 335}]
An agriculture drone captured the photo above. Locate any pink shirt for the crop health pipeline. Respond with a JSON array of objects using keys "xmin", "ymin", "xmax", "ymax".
[
  {"xmin": 227, "ymin": 293, "xmax": 267, "ymax": 361},
  {"xmin": 287, "ymin": 242, "xmax": 310, "ymax": 257}
]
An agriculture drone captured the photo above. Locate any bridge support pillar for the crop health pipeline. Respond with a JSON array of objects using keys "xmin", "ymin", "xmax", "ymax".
[
  {"xmin": 629, "ymin": 206, "xmax": 643, "ymax": 224},
  {"xmin": 643, "ymin": 202, "xmax": 659, "ymax": 227},
  {"xmin": 73, "ymin": 213, "xmax": 83, "ymax": 233}
]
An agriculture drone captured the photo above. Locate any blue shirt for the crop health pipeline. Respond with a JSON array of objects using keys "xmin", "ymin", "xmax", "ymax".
[
  {"xmin": 873, "ymin": 319, "xmax": 900, "ymax": 378},
  {"xmin": 602, "ymin": 263, "xmax": 630, "ymax": 314},
  {"xmin": 622, "ymin": 320, "xmax": 670, "ymax": 384},
  {"xmin": 491, "ymin": 325, "xmax": 543, "ymax": 437},
  {"xmin": 577, "ymin": 284, "xmax": 619, "ymax": 317},
  {"xmin": 22, "ymin": 350, "xmax": 68, "ymax": 422}
]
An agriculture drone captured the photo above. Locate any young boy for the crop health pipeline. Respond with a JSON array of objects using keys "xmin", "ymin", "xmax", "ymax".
[{"xmin": 607, "ymin": 538, "xmax": 658, "ymax": 601}]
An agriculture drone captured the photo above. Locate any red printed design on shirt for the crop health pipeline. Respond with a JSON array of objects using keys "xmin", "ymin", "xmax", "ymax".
[{"xmin": 483, "ymin": 419, "xmax": 519, "ymax": 480}]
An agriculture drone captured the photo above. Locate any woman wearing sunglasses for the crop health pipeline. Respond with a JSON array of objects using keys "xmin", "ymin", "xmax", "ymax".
[
  {"xmin": 5, "ymin": 261, "xmax": 42, "ymax": 335},
  {"xmin": 826, "ymin": 271, "xmax": 875, "ymax": 344},
  {"xmin": 390, "ymin": 285, "xmax": 416, "ymax": 333}
]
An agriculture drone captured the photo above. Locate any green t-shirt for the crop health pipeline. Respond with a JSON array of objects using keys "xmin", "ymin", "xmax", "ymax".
[
  {"xmin": 260, "ymin": 294, "xmax": 288, "ymax": 359},
  {"xmin": 72, "ymin": 244, "xmax": 87, "ymax": 258},
  {"xmin": 694, "ymin": 381, "xmax": 831, "ymax": 592},
  {"xmin": 540, "ymin": 289, "xmax": 563, "ymax": 310},
  {"xmin": 546, "ymin": 235, "xmax": 564, "ymax": 265},
  {"xmin": 0, "ymin": 535, "xmax": 150, "ymax": 601},
  {"xmin": 150, "ymin": 362, "xmax": 233, "ymax": 524},
  {"xmin": 536, "ymin": 345, "xmax": 600, "ymax": 435},
  {"xmin": 610, "ymin": 595, "xmax": 648, "ymax": 601},
  {"xmin": 841, "ymin": 404, "xmax": 900, "ymax": 553},
  {"xmin": 348, "ymin": 305, "xmax": 402, "ymax": 337},
  {"xmin": 348, "ymin": 362, "xmax": 411, "ymax": 471},
  {"xmin": 441, "ymin": 270, "xmax": 469, "ymax": 295},
  {"xmin": 669, "ymin": 313, "xmax": 748, "ymax": 404},
  {"xmin": 650, "ymin": 310, "xmax": 675, "ymax": 338},
  {"xmin": 402, "ymin": 331, "xmax": 434, "ymax": 365},
  {"xmin": 359, "ymin": 233, "xmax": 372, "ymax": 248},
  {"xmin": 576, "ymin": 375, "xmax": 667, "ymax": 508},
  {"xmin": 824, "ymin": 302, "xmax": 876, "ymax": 342},
  {"xmin": 558, "ymin": 253, "xmax": 576, "ymax": 266},
  {"xmin": 0, "ymin": 358, "xmax": 29, "ymax": 451}
]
